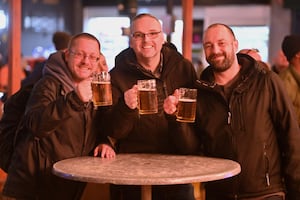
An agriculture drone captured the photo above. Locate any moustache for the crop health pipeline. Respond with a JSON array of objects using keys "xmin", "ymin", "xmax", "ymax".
[{"xmin": 208, "ymin": 53, "xmax": 224, "ymax": 60}]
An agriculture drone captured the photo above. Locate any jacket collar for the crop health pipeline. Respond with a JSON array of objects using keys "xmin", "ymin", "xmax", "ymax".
[
  {"xmin": 197, "ymin": 53, "xmax": 261, "ymax": 94},
  {"xmin": 114, "ymin": 43, "xmax": 184, "ymax": 79}
]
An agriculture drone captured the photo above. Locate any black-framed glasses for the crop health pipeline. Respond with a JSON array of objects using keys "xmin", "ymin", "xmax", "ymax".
[
  {"xmin": 131, "ymin": 31, "xmax": 162, "ymax": 40},
  {"xmin": 69, "ymin": 50, "xmax": 100, "ymax": 62}
]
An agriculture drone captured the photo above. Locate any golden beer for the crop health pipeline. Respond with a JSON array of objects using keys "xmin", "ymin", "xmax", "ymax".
[
  {"xmin": 176, "ymin": 88, "xmax": 197, "ymax": 123},
  {"xmin": 91, "ymin": 81, "xmax": 112, "ymax": 106},
  {"xmin": 176, "ymin": 99, "xmax": 196, "ymax": 122},
  {"xmin": 138, "ymin": 89, "xmax": 158, "ymax": 114}
]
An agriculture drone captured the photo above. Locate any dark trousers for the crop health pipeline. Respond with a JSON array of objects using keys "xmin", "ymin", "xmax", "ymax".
[
  {"xmin": 110, "ymin": 184, "xmax": 195, "ymax": 200},
  {"xmin": 206, "ymin": 192, "xmax": 285, "ymax": 200},
  {"xmin": 264, "ymin": 195, "xmax": 284, "ymax": 200}
]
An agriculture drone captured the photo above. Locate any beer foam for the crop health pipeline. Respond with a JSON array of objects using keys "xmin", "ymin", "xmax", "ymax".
[
  {"xmin": 138, "ymin": 88, "xmax": 156, "ymax": 91},
  {"xmin": 92, "ymin": 81, "xmax": 110, "ymax": 84},
  {"xmin": 179, "ymin": 98, "xmax": 196, "ymax": 102}
]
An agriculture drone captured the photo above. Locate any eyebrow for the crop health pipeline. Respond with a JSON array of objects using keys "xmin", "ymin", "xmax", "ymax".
[
  {"xmin": 132, "ymin": 29, "xmax": 161, "ymax": 33},
  {"xmin": 203, "ymin": 39, "xmax": 227, "ymax": 45}
]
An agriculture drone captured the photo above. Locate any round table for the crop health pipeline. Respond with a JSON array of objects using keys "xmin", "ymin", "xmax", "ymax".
[{"xmin": 53, "ymin": 154, "xmax": 241, "ymax": 200}]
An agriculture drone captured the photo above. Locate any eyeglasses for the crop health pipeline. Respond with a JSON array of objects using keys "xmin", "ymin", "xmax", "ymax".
[
  {"xmin": 69, "ymin": 50, "xmax": 100, "ymax": 62},
  {"xmin": 131, "ymin": 31, "xmax": 162, "ymax": 40}
]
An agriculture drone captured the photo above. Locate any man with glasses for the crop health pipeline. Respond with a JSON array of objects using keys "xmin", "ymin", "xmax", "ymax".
[
  {"xmin": 98, "ymin": 13, "xmax": 199, "ymax": 200},
  {"xmin": 2, "ymin": 33, "xmax": 115, "ymax": 200}
]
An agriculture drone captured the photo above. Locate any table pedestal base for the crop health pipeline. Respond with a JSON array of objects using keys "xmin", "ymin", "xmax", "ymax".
[{"xmin": 141, "ymin": 185, "xmax": 151, "ymax": 200}]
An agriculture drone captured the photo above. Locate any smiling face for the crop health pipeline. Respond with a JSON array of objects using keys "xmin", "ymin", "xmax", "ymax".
[
  {"xmin": 65, "ymin": 36, "xmax": 100, "ymax": 83},
  {"xmin": 129, "ymin": 15, "xmax": 165, "ymax": 63},
  {"xmin": 203, "ymin": 24, "xmax": 238, "ymax": 73}
]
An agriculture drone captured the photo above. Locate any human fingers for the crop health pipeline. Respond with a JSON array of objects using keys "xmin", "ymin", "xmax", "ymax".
[
  {"xmin": 124, "ymin": 86, "xmax": 138, "ymax": 109},
  {"xmin": 93, "ymin": 145, "xmax": 100, "ymax": 157},
  {"xmin": 100, "ymin": 144, "xmax": 116, "ymax": 158},
  {"xmin": 164, "ymin": 95, "xmax": 178, "ymax": 114},
  {"xmin": 77, "ymin": 79, "xmax": 93, "ymax": 102}
]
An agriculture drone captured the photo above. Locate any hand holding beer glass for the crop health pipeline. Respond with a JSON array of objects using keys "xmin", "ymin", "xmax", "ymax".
[
  {"xmin": 91, "ymin": 71, "xmax": 113, "ymax": 108},
  {"xmin": 176, "ymin": 88, "xmax": 197, "ymax": 123},
  {"xmin": 137, "ymin": 79, "xmax": 158, "ymax": 115}
]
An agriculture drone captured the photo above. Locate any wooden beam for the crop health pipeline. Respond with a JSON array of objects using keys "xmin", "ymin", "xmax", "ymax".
[
  {"xmin": 182, "ymin": 0, "xmax": 194, "ymax": 61},
  {"xmin": 182, "ymin": 5, "xmax": 207, "ymax": 199},
  {"xmin": 7, "ymin": 0, "xmax": 22, "ymax": 96}
]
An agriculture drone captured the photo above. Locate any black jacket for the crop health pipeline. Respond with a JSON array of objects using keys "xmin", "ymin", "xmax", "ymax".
[
  {"xmin": 102, "ymin": 43, "xmax": 199, "ymax": 154},
  {"xmin": 195, "ymin": 54, "xmax": 300, "ymax": 199}
]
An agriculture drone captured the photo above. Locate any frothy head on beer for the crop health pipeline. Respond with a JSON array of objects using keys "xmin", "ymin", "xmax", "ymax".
[{"xmin": 137, "ymin": 79, "xmax": 158, "ymax": 115}]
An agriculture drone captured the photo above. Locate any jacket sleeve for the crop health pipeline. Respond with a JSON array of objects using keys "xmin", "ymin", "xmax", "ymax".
[
  {"xmin": 98, "ymin": 78, "xmax": 139, "ymax": 140},
  {"xmin": 269, "ymin": 72, "xmax": 300, "ymax": 198},
  {"xmin": 24, "ymin": 76, "xmax": 89, "ymax": 138},
  {"xmin": 167, "ymin": 115, "xmax": 200, "ymax": 155}
]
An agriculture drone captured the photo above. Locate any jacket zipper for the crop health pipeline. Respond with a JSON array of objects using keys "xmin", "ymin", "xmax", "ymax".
[
  {"xmin": 227, "ymin": 111, "xmax": 231, "ymax": 124},
  {"xmin": 81, "ymin": 104, "xmax": 90, "ymax": 155},
  {"xmin": 264, "ymin": 142, "xmax": 270, "ymax": 186},
  {"xmin": 228, "ymin": 100, "xmax": 239, "ymax": 199}
]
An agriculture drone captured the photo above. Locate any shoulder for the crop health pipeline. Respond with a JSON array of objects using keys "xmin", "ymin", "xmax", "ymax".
[
  {"xmin": 200, "ymin": 66, "xmax": 214, "ymax": 82},
  {"xmin": 278, "ymin": 67, "xmax": 292, "ymax": 79},
  {"xmin": 162, "ymin": 43, "xmax": 193, "ymax": 67},
  {"xmin": 32, "ymin": 75, "xmax": 61, "ymax": 94},
  {"xmin": 115, "ymin": 48, "xmax": 134, "ymax": 63}
]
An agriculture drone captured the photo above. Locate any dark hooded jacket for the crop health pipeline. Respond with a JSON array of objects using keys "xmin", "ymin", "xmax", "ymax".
[
  {"xmin": 102, "ymin": 43, "xmax": 199, "ymax": 155},
  {"xmin": 3, "ymin": 51, "xmax": 98, "ymax": 200},
  {"xmin": 195, "ymin": 54, "xmax": 300, "ymax": 199}
]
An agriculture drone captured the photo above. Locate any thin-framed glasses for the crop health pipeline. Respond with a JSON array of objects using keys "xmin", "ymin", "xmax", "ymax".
[
  {"xmin": 131, "ymin": 31, "xmax": 162, "ymax": 40},
  {"xmin": 69, "ymin": 50, "xmax": 100, "ymax": 62}
]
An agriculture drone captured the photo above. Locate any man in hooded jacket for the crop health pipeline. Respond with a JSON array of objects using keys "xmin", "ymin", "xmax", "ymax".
[{"xmin": 2, "ymin": 33, "xmax": 115, "ymax": 200}]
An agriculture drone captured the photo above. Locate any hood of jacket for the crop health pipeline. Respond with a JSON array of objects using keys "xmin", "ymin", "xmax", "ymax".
[{"xmin": 43, "ymin": 50, "xmax": 75, "ymax": 93}]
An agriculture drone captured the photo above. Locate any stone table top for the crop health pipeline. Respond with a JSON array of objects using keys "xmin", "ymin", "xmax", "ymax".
[{"xmin": 52, "ymin": 153, "xmax": 241, "ymax": 185}]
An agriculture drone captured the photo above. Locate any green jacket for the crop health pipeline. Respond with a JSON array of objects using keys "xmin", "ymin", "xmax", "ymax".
[{"xmin": 279, "ymin": 65, "xmax": 300, "ymax": 125}]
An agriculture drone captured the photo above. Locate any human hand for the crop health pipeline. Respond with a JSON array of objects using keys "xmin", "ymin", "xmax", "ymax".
[
  {"xmin": 124, "ymin": 85, "xmax": 138, "ymax": 109},
  {"xmin": 163, "ymin": 89, "xmax": 179, "ymax": 115},
  {"xmin": 94, "ymin": 143, "xmax": 116, "ymax": 158},
  {"xmin": 75, "ymin": 78, "xmax": 93, "ymax": 103}
]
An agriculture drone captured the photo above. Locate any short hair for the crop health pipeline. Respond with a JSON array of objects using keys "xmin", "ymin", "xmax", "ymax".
[
  {"xmin": 281, "ymin": 34, "xmax": 300, "ymax": 61},
  {"xmin": 130, "ymin": 13, "xmax": 161, "ymax": 32},
  {"xmin": 68, "ymin": 32, "xmax": 101, "ymax": 51},
  {"xmin": 205, "ymin": 23, "xmax": 236, "ymax": 40},
  {"xmin": 52, "ymin": 31, "xmax": 72, "ymax": 51}
]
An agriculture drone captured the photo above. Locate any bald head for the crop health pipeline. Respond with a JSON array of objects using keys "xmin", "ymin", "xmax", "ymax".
[
  {"xmin": 203, "ymin": 23, "xmax": 236, "ymax": 43},
  {"xmin": 130, "ymin": 13, "xmax": 161, "ymax": 33}
]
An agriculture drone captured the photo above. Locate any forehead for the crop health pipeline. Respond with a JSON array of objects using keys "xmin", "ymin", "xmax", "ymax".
[
  {"xmin": 132, "ymin": 16, "xmax": 161, "ymax": 32},
  {"xmin": 203, "ymin": 25, "xmax": 235, "ymax": 43},
  {"xmin": 72, "ymin": 37, "xmax": 100, "ymax": 52}
]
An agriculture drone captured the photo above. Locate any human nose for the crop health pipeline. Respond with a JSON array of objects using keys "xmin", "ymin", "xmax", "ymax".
[
  {"xmin": 142, "ymin": 33, "xmax": 151, "ymax": 41},
  {"xmin": 210, "ymin": 44, "xmax": 221, "ymax": 54},
  {"xmin": 79, "ymin": 54, "xmax": 91, "ymax": 63},
  {"xmin": 82, "ymin": 55, "xmax": 90, "ymax": 61}
]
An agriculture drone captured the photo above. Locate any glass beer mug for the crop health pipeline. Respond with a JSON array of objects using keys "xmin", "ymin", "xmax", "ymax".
[
  {"xmin": 137, "ymin": 79, "xmax": 158, "ymax": 115},
  {"xmin": 176, "ymin": 88, "xmax": 197, "ymax": 123},
  {"xmin": 91, "ymin": 71, "xmax": 113, "ymax": 108}
]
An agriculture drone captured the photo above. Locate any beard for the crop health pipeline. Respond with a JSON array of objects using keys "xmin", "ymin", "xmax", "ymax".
[{"xmin": 206, "ymin": 52, "xmax": 234, "ymax": 73}]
